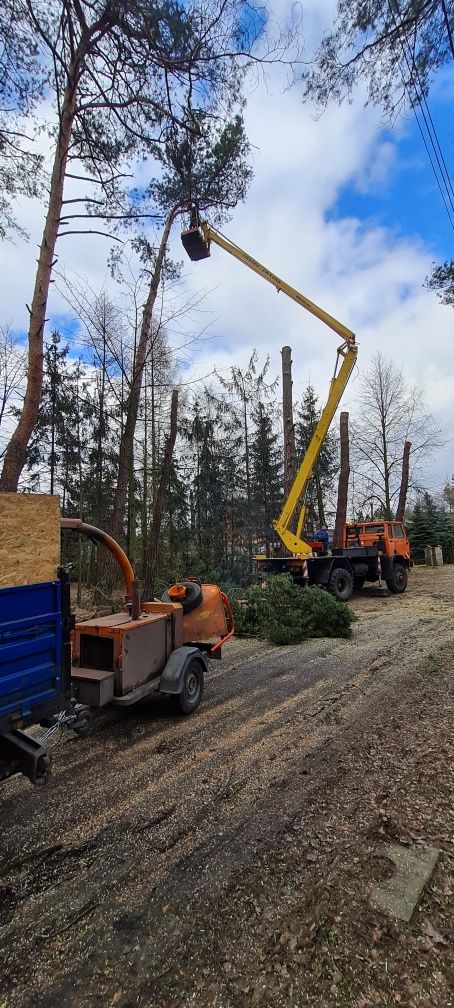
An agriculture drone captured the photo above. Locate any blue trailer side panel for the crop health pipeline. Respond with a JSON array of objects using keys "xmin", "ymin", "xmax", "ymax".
[{"xmin": 0, "ymin": 581, "xmax": 63, "ymax": 727}]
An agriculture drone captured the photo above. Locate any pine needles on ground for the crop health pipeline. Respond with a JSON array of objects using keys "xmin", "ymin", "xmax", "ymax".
[{"xmin": 231, "ymin": 575, "xmax": 355, "ymax": 645}]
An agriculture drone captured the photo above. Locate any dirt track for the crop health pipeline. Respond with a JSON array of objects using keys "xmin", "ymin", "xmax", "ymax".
[{"xmin": 1, "ymin": 567, "xmax": 453, "ymax": 1008}]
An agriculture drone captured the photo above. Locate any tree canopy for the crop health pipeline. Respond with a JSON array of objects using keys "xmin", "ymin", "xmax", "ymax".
[
  {"xmin": 304, "ymin": 1, "xmax": 454, "ymax": 118},
  {"xmin": 425, "ymin": 259, "xmax": 454, "ymax": 306},
  {"xmin": 351, "ymin": 351, "xmax": 442, "ymax": 519},
  {"xmin": 0, "ymin": 0, "xmax": 300, "ymax": 492},
  {"xmin": 406, "ymin": 490, "xmax": 450, "ymax": 551}
]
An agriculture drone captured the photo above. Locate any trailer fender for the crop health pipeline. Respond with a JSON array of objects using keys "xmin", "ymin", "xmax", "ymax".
[{"xmin": 159, "ymin": 646, "xmax": 207, "ymax": 695}]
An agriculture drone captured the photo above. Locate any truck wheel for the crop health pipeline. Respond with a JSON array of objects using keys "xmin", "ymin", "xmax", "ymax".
[
  {"xmin": 176, "ymin": 658, "xmax": 204, "ymax": 715},
  {"xmin": 386, "ymin": 563, "xmax": 408, "ymax": 594},
  {"xmin": 328, "ymin": 568, "xmax": 354, "ymax": 602},
  {"xmin": 354, "ymin": 577, "xmax": 365, "ymax": 590},
  {"xmin": 162, "ymin": 581, "xmax": 202, "ymax": 614}
]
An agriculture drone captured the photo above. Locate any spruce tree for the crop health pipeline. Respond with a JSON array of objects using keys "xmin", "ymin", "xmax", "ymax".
[
  {"xmin": 250, "ymin": 401, "xmax": 282, "ymax": 554},
  {"xmin": 407, "ymin": 492, "xmax": 450, "ymax": 552},
  {"xmin": 217, "ymin": 353, "xmax": 278, "ymax": 577}
]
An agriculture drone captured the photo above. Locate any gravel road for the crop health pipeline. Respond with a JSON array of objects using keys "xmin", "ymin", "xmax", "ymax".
[{"xmin": 1, "ymin": 566, "xmax": 453, "ymax": 1008}]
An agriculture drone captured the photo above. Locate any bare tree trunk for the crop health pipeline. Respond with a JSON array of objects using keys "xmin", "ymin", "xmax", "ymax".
[
  {"xmin": 109, "ymin": 205, "xmax": 180, "ymax": 546},
  {"xmin": 396, "ymin": 440, "xmax": 411, "ymax": 520},
  {"xmin": 241, "ymin": 387, "xmax": 253, "ymax": 578},
  {"xmin": 281, "ymin": 346, "xmax": 296, "ymax": 498},
  {"xmin": 141, "ymin": 371, "xmax": 149, "ymax": 580},
  {"xmin": 333, "ymin": 412, "xmax": 350, "ymax": 548},
  {"xmin": 145, "ymin": 389, "xmax": 178, "ymax": 599},
  {"xmin": 0, "ymin": 54, "xmax": 83, "ymax": 492}
]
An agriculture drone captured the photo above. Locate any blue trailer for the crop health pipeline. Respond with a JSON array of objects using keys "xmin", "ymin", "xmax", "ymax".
[{"xmin": 0, "ymin": 571, "xmax": 73, "ymax": 785}]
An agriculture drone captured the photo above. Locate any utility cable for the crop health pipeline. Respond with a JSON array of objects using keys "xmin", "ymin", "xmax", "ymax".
[
  {"xmin": 410, "ymin": 102, "xmax": 454, "ymax": 228},
  {"xmin": 408, "ymin": 49, "xmax": 454, "ymax": 215},
  {"xmin": 387, "ymin": 0, "xmax": 454, "ymax": 228},
  {"xmin": 418, "ymin": 89, "xmax": 454, "ymax": 206}
]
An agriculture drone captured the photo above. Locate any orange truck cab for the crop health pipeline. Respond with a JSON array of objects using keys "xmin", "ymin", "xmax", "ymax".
[
  {"xmin": 336, "ymin": 519, "xmax": 411, "ymax": 595},
  {"xmin": 344, "ymin": 521, "xmax": 411, "ymax": 561}
]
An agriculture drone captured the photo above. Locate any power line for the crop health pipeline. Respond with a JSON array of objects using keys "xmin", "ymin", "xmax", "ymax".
[
  {"xmin": 388, "ymin": 0, "xmax": 454, "ymax": 229},
  {"xmin": 407, "ymin": 61, "xmax": 454, "ymax": 224},
  {"xmin": 411, "ymin": 101, "xmax": 454, "ymax": 228},
  {"xmin": 418, "ymin": 90, "xmax": 454, "ymax": 206}
]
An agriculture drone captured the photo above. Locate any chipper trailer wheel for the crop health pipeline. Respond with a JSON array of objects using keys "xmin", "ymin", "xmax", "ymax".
[{"xmin": 175, "ymin": 657, "xmax": 205, "ymax": 715}]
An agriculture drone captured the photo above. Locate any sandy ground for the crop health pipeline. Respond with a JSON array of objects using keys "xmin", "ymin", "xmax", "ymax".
[{"xmin": 0, "ymin": 566, "xmax": 453, "ymax": 1008}]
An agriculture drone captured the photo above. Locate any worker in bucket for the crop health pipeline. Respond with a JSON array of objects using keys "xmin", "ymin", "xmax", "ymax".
[{"xmin": 315, "ymin": 523, "xmax": 330, "ymax": 556}]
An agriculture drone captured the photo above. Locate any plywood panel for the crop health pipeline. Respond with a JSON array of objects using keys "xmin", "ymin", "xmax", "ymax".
[{"xmin": 0, "ymin": 494, "xmax": 61, "ymax": 588}]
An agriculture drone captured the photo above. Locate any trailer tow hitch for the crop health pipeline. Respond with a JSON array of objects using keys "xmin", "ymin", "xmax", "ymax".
[{"xmin": 39, "ymin": 705, "xmax": 91, "ymax": 743}]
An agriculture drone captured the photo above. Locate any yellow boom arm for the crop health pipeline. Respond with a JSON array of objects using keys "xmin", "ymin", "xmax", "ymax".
[{"xmin": 181, "ymin": 220, "xmax": 358, "ymax": 558}]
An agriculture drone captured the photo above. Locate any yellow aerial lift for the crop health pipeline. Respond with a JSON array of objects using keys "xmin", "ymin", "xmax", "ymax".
[
  {"xmin": 181, "ymin": 217, "xmax": 357, "ymax": 548},
  {"xmin": 181, "ymin": 214, "xmax": 410, "ymax": 601}
]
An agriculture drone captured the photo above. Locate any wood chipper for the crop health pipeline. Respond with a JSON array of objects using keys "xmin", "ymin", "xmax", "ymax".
[
  {"xmin": 0, "ymin": 497, "xmax": 233, "ymax": 786},
  {"xmin": 64, "ymin": 519, "xmax": 234, "ymax": 716}
]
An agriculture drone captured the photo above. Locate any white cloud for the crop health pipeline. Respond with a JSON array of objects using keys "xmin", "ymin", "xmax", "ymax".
[{"xmin": 0, "ymin": 0, "xmax": 452, "ymax": 492}]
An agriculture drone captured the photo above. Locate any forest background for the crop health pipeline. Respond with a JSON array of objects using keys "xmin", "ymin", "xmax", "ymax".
[{"xmin": 0, "ymin": 0, "xmax": 453, "ymax": 597}]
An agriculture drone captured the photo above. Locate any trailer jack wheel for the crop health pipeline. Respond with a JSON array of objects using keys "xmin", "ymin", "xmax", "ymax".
[{"xmin": 72, "ymin": 709, "xmax": 92, "ymax": 736}]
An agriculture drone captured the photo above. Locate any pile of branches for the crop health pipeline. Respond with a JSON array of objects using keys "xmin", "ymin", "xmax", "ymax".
[{"xmin": 231, "ymin": 575, "xmax": 356, "ymax": 645}]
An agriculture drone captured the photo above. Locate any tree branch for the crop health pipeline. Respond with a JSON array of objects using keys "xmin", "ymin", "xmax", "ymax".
[{"xmin": 57, "ymin": 228, "xmax": 123, "ymax": 241}]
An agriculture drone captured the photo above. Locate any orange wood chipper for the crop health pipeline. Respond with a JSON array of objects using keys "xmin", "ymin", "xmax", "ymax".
[{"xmin": 64, "ymin": 519, "xmax": 234, "ymax": 717}]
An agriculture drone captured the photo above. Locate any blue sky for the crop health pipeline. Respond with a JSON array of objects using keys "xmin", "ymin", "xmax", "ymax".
[{"xmin": 329, "ymin": 78, "xmax": 454, "ymax": 262}]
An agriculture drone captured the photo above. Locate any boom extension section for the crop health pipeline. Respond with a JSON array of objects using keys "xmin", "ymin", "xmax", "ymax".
[{"xmin": 182, "ymin": 218, "xmax": 358, "ymax": 557}]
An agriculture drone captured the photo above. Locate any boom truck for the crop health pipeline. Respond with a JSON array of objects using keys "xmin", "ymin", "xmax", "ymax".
[
  {"xmin": 0, "ymin": 504, "xmax": 233, "ymax": 787},
  {"xmin": 181, "ymin": 214, "xmax": 410, "ymax": 602}
]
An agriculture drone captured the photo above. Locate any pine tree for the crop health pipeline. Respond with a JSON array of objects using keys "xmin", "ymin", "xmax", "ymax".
[
  {"xmin": 250, "ymin": 400, "xmax": 282, "ymax": 554},
  {"xmin": 20, "ymin": 331, "xmax": 92, "ymax": 498},
  {"xmin": 1, "ymin": 0, "xmax": 272, "ymax": 491},
  {"xmin": 407, "ymin": 492, "xmax": 450, "ymax": 552},
  {"xmin": 217, "ymin": 353, "xmax": 278, "ymax": 577},
  {"xmin": 185, "ymin": 398, "xmax": 228, "ymax": 581}
]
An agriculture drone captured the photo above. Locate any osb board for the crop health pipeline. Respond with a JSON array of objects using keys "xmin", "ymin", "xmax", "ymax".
[{"xmin": 0, "ymin": 494, "xmax": 61, "ymax": 589}]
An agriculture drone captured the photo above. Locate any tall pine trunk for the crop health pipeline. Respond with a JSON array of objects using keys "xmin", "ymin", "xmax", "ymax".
[
  {"xmin": 109, "ymin": 206, "xmax": 179, "ymax": 549},
  {"xmin": 281, "ymin": 346, "xmax": 296, "ymax": 498},
  {"xmin": 396, "ymin": 440, "xmax": 411, "ymax": 520},
  {"xmin": 145, "ymin": 390, "xmax": 178, "ymax": 598},
  {"xmin": 333, "ymin": 412, "xmax": 350, "ymax": 548},
  {"xmin": 0, "ymin": 53, "xmax": 83, "ymax": 491}
]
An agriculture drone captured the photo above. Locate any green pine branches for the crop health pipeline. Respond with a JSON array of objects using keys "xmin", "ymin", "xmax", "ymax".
[{"xmin": 231, "ymin": 574, "xmax": 356, "ymax": 645}]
